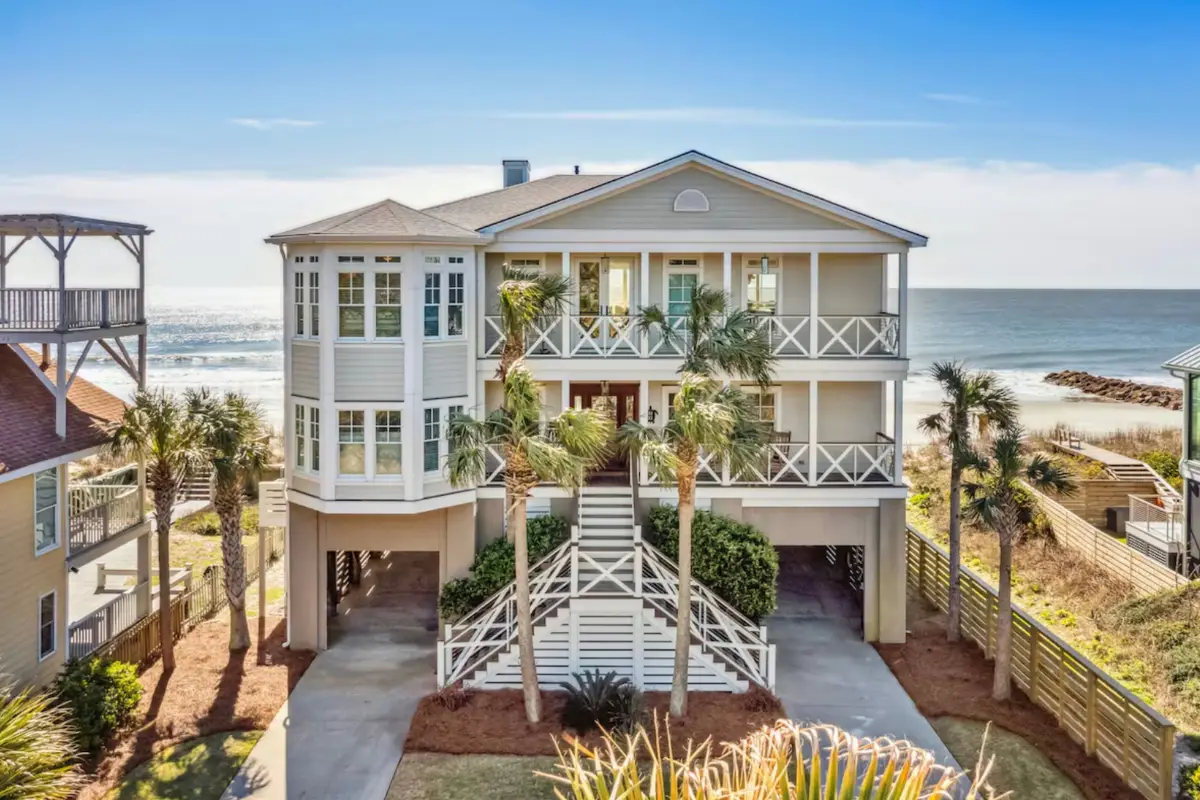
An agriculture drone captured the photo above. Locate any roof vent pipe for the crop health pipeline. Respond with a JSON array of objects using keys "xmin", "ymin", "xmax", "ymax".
[{"xmin": 502, "ymin": 160, "xmax": 530, "ymax": 188}]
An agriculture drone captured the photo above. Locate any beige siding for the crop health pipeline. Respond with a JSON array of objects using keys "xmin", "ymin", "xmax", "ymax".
[
  {"xmin": 745, "ymin": 506, "xmax": 877, "ymax": 546},
  {"xmin": 334, "ymin": 344, "xmax": 405, "ymax": 401},
  {"xmin": 291, "ymin": 474, "xmax": 319, "ymax": 498},
  {"xmin": 817, "ymin": 382, "xmax": 883, "ymax": 442},
  {"xmin": 291, "ymin": 342, "xmax": 320, "ymax": 400},
  {"xmin": 817, "ymin": 254, "xmax": 885, "ymax": 314},
  {"xmin": 530, "ymin": 167, "xmax": 857, "ymax": 231},
  {"xmin": 0, "ymin": 472, "xmax": 68, "ymax": 687},
  {"xmin": 423, "ymin": 342, "xmax": 468, "ymax": 399},
  {"xmin": 333, "ymin": 483, "xmax": 405, "ymax": 501}
]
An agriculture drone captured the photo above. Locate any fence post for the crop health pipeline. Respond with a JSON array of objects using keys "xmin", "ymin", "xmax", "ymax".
[
  {"xmin": 985, "ymin": 594, "xmax": 997, "ymax": 659},
  {"xmin": 1030, "ymin": 626, "xmax": 1040, "ymax": 702},
  {"xmin": 1161, "ymin": 725, "xmax": 1177, "ymax": 800},
  {"xmin": 1122, "ymin": 699, "xmax": 1133, "ymax": 782},
  {"xmin": 1085, "ymin": 673, "xmax": 1098, "ymax": 755},
  {"xmin": 918, "ymin": 539, "xmax": 928, "ymax": 600}
]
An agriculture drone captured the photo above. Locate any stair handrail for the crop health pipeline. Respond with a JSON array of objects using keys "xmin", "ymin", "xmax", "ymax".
[
  {"xmin": 440, "ymin": 540, "xmax": 574, "ymax": 686},
  {"xmin": 637, "ymin": 536, "xmax": 774, "ymax": 688}
]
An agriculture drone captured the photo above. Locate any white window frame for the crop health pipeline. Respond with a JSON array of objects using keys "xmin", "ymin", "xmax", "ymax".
[
  {"xmin": 423, "ymin": 255, "xmax": 468, "ymax": 341},
  {"xmin": 330, "ymin": 403, "xmax": 406, "ymax": 482},
  {"xmin": 293, "ymin": 402, "xmax": 320, "ymax": 474},
  {"xmin": 423, "ymin": 406, "xmax": 442, "ymax": 475},
  {"xmin": 337, "ymin": 409, "xmax": 368, "ymax": 478},
  {"xmin": 37, "ymin": 589, "xmax": 56, "ymax": 661},
  {"xmin": 308, "ymin": 270, "xmax": 320, "ymax": 337},
  {"xmin": 33, "ymin": 467, "xmax": 59, "ymax": 556},
  {"xmin": 742, "ymin": 256, "xmax": 781, "ymax": 315},
  {"xmin": 660, "ymin": 386, "xmax": 680, "ymax": 425},
  {"xmin": 373, "ymin": 409, "xmax": 404, "ymax": 480},
  {"xmin": 337, "ymin": 270, "xmax": 367, "ymax": 340},
  {"xmin": 662, "ymin": 256, "xmax": 703, "ymax": 318},
  {"xmin": 373, "ymin": 271, "xmax": 403, "ymax": 341},
  {"xmin": 508, "ymin": 256, "xmax": 543, "ymax": 271},
  {"xmin": 293, "ymin": 271, "xmax": 307, "ymax": 338},
  {"xmin": 741, "ymin": 384, "xmax": 783, "ymax": 432}
]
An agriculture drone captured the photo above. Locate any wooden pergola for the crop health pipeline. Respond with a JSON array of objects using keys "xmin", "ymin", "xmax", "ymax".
[{"xmin": 0, "ymin": 214, "xmax": 151, "ymax": 437}]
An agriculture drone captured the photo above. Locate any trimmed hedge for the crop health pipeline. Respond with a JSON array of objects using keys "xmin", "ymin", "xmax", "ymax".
[
  {"xmin": 54, "ymin": 658, "xmax": 142, "ymax": 751},
  {"xmin": 645, "ymin": 505, "xmax": 778, "ymax": 622},
  {"xmin": 438, "ymin": 514, "xmax": 569, "ymax": 621}
]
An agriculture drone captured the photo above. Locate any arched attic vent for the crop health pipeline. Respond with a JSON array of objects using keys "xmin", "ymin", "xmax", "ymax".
[{"xmin": 672, "ymin": 188, "xmax": 709, "ymax": 213}]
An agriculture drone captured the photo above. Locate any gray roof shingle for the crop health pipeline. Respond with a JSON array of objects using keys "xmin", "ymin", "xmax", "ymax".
[
  {"xmin": 1165, "ymin": 344, "xmax": 1200, "ymax": 374},
  {"xmin": 269, "ymin": 199, "xmax": 483, "ymax": 241},
  {"xmin": 422, "ymin": 174, "xmax": 618, "ymax": 231}
]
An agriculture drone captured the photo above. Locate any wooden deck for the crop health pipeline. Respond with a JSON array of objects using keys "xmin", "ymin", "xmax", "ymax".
[{"xmin": 1049, "ymin": 439, "xmax": 1142, "ymax": 466}]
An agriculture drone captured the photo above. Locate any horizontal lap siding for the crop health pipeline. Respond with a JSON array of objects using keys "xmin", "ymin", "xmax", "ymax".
[
  {"xmin": 907, "ymin": 528, "xmax": 1174, "ymax": 800},
  {"xmin": 422, "ymin": 343, "xmax": 467, "ymax": 399},
  {"xmin": 334, "ymin": 345, "xmax": 404, "ymax": 401},
  {"xmin": 530, "ymin": 167, "xmax": 857, "ymax": 230},
  {"xmin": 291, "ymin": 342, "xmax": 320, "ymax": 399}
]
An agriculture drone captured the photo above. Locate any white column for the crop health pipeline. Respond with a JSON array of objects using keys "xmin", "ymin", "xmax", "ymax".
[
  {"xmin": 561, "ymin": 378, "xmax": 570, "ymax": 410},
  {"xmin": 403, "ymin": 250, "xmax": 425, "ymax": 500},
  {"xmin": 281, "ymin": 247, "xmax": 294, "ymax": 489},
  {"xmin": 561, "ymin": 251, "xmax": 572, "ymax": 358},
  {"xmin": 319, "ymin": 248, "xmax": 337, "ymax": 500},
  {"xmin": 465, "ymin": 250, "xmax": 479, "ymax": 414},
  {"xmin": 476, "ymin": 249, "xmax": 488, "ymax": 357},
  {"xmin": 863, "ymin": 512, "xmax": 880, "ymax": 642},
  {"xmin": 55, "ymin": 341, "xmax": 66, "ymax": 437},
  {"xmin": 640, "ymin": 251, "xmax": 650, "ymax": 358},
  {"xmin": 898, "ymin": 250, "xmax": 909, "ymax": 359},
  {"xmin": 893, "ymin": 381, "xmax": 904, "ymax": 484},
  {"xmin": 809, "ymin": 252, "xmax": 819, "ymax": 358},
  {"xmin": 137, "ymin": 233, "xmax": 146, "ymax": 323},
  {"xmin": 808, "ymin": 381, "xmax": 819, "ymax": 485},
  {"xmin": 639, "ymin": 379, "xmax": 650, "ymax": 484},
  {"xmin": 722, "ymin": 251, "xmax": 732, "ymax": 297}
]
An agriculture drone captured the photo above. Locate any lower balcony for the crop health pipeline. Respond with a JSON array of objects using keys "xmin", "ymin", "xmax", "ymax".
[{"xmin": 68, "ymin": 464, "xmax": 145, "ymax": 558}]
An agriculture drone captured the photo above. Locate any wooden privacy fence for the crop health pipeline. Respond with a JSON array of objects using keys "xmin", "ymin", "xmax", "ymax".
[
  {"xmin": 907, "ymin": 527, "xmax": 1176, "ymax": 800},
  {"xmin": 90, "ymin": 527, "xmax": 286, "ymax": 666},
  {"xmin": 1029, "ymin": 485, "xmax": 1184, "ymax": 596}
]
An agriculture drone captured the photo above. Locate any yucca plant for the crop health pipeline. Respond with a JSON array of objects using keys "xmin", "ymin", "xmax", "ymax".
[
  {"xmin": 559, "ymin": 669, "xmax": 644, "ymax": 734},
  {"xmin": 0, "ymin": 678, "xmax": 84, "ymax": 799},
  {"xmin": 540, "ymin": 717, "xmax": 1002, "ymax": 799}
]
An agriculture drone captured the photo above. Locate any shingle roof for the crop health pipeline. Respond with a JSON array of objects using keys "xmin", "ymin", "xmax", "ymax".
[
  {"xmin": 1165, "ymin": 344, "xmax": 1200, "ymax": 374},
  {"xmin": 268, "ymin": 199, "xmax": 484, "ymax": 241},
  {"xmin": 422, "ymin": 174, "xmax": 619, "ymax": 231},
  {"xmin": 0, "ymin": 347, "xmax": 127, "ymax": 476}
]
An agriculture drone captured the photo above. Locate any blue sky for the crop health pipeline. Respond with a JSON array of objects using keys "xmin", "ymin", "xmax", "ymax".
[
  {"xmin": 4, "ymin": 1, "xmax": 1200, "ymax": 289},
  {"xmin": 4, "ymin": 0, "xmax": 1200, "ymax": 174}
]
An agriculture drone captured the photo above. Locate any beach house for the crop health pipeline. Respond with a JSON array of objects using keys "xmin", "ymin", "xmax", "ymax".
[
  {"xmin": 1163, "ymin": 345, "xmax": 1200, "ymax": 569},
  {"xmin": 0, "ymin": 214, "xmax": 152, "ymax": 684},
  {"xmin": 266, "ymin": 151, "xmax": 925, "ymax": 689}
]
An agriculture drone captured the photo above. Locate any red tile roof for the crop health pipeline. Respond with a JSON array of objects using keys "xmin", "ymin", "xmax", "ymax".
[{"xmin": 0, "ymin": 346, "xmax": 127, "ymax": 475}]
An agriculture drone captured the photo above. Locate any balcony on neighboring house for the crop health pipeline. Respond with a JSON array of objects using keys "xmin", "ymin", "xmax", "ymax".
[
  {"xmin": 68, "ymin": 464, "xmax": 145, "ymax": 559},
  {"xmin": 0, "ymin": 287, "xmax": 144, "ymax": 333},
  {"xmin": 1125, "ymin": 494, "xmax": 1186, "ymax": 567}
]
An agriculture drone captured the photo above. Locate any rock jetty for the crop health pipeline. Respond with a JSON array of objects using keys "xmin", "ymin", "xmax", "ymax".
[{"xmin": 1044, "ymin": 370, "xmax": 1182, "ymax": 410}]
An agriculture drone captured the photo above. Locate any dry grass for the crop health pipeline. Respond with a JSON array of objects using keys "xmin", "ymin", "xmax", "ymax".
[
  {"xmin": 79, "ymin": 616, "xmax": 313, "ymax": 799},
  {"xmin": 906, "ymin": 442, "xmax": 1200, "ymax": 731}
]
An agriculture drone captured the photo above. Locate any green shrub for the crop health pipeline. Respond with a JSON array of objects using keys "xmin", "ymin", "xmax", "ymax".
[
  {"xmin": 1139, "ymin": 448, "xmax": 1181, "ymax": 481},
  {"xmin": 645, "ymin": 506, "xmax": 778, "ymax": 622},
  {"xmin": 1182, "ymin": 763, "xmax": 1200, "ymax": 799},
  {"xmin": 54, "ymin": 658, "xmax": 142, "ymax": 751},
  {"xmin": 437, "ymin": 514, "xmax": 570, "ymax": 621},
  {"xmin": 907, "ymin": 491, "xmax": 934, "ymax": 514},
  {"xmin": 177, "ymin": 506, "xmax": 259, "ymax": 536}
]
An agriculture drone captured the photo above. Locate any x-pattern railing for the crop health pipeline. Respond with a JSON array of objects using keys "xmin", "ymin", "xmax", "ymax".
[
  {"xmin": 814, "ymin": 442, "xmax": 896, "ymax": 485},
  {"xmin": 482, "ymin": 315, "xmax": 563, "ymax": 357},
  {"xmin": 817, "ymin": 314, "xmax": 900, "ymax": 358},
  {"xmin": 755, "ymin": 315, "xmax": 810, "ymax": 357},
  {"xmin": 731, "ymin": 443, "xmax": 810, "ymax": 485},
  {"xmin": 570, "ymin": 314, "xmax": 640, "ymax": 356},
  {"xmin": 484, "ymin": 445, "xmax": 506, "ymax": 485}
]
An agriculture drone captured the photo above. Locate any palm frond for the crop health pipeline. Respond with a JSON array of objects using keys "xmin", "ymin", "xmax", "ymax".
[
  {"xmin": 446, "ymin": 410, "xmax": 494, "ymax": 488},
  {"xmin": 552, "ymin": 407, "xmax": 613, "ymax": 469},
  {"xmin": 498, "ymin": 265, "xmax": 572, "ymax": 338},
  {"xmin": 520, "ymin": 435, "xmax": 590, "ymax": 490}
]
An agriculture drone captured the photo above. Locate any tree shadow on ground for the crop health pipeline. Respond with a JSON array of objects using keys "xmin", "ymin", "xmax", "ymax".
[{"xmin": 108, "ymin": 731, "xmax": 268, "ymax": 800}]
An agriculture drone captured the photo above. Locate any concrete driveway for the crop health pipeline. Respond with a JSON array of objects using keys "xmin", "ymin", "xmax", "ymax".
[
  {"xmin": 224, "ymin": 555, "xmax": 436, "ymax": 800},
  {"xmin": 770, "ymin": 548, "xmax": 957, "ymax": 766}
]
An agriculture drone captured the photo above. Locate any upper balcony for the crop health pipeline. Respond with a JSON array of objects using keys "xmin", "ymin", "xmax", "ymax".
[
  {"xmin": 0, "ymin": 288, "xmax": 143, "ymax": 333},
  {"xmin": 68, "ymin": 464, "xmax": 147, "ymax": 560},
  {"xmin": 480, "ymin": 250, "xmax": 905, "ymax": 361}
]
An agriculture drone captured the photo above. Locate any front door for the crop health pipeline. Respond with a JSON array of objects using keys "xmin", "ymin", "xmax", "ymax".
[{"xmin": 571, "ymin": 383, "xmax": 639, "ymax": 474}]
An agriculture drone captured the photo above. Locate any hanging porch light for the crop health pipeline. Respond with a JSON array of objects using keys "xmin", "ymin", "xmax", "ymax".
[{"xmin": 760, "ymin": 254, "xmax": 770, "ymax": 274}]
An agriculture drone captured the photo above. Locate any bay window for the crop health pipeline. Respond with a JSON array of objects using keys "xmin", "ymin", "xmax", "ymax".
[
  {"xmin": 374, "ymin": 272, "xmax": 402, "ymax": 338},
  {"xmin": 338, "ymin": 410, "xmax": 366, "ymax": 476},
  {"xmin": 375, "ymin": 410, "xmax": 403, "ymax": 476},
  {"xmin": 338, "ymin": 272, "xmax": 365, "ymax": 338},
  {"xmin": 423, "ymin": 408, "xmax": 441, "ymax": 473}
]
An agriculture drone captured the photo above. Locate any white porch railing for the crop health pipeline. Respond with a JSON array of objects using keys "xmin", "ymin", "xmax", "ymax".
[
  {"xmin": 67, "ymin": 566, "xmax": 191, "ymax": 660},
  {"xmin": 1127, "ymin": 494, "xmax": 1185, "ymax": 545},
  {"xmin": 814, "ymin": 436, "xmax": 897, "ymax": 485},
  {"xmin": 482, "ymin": 315, "xmax": 563, "ymax": 357},
  {"xmin": 730, "ymin": 442, "xmax": 812, "ymax": 486},
  {"xmin": 569, "ymin": 314, "xmax": 640, "ymax": 357},
  {"xmin": 0, "ymin": 287, "xmax": 142, "ymax": 331},
  {"xmin": 816, "ymin": 314, "xmax": 900, "ymax": 357},
  {"xmin": 642, "ymin": 437, "xmax": 895, "ymax": 488},
  {"xmin": 755, "ymin": 315, "xmax": 810, "ymax": 357},
  {"xmin": 68, "ymin": 480, "xmax": 144, "ymax": 556}
]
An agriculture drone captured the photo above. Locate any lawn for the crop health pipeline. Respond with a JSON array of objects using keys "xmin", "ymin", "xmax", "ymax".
[
  {"xmin": 931, "ymin": 717, "xmax": 1084, "ymax": 799},
  {"xmin": 387, "ymin": 754, "xmax": 559, "ymax": 800},
  {"xmin": 106, "ymin": 731, "xmax": 262, "ymax": 800}
]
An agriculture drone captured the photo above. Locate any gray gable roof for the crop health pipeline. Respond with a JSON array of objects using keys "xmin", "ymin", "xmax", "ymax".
[
  {"xmin": 1165, "ymin": 344, "xmax": 1200, "ymax": 374},
  {"xmin": 267, "ymin": 199, "xmax": 484, "ymax": 242},
  {"xmin": 422, "ymin": 174, "xmax": 618, "ymax": 231}
]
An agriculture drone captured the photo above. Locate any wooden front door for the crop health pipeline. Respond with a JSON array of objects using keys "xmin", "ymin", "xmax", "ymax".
[{"xmin": 570, "ymin": 383, "xmax": 639, "ymax": 473}]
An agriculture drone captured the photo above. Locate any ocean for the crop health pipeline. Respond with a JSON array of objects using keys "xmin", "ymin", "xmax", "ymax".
[{"xmin": 79, "ymin": 288, "xmax": 1200, "ymax": 430}]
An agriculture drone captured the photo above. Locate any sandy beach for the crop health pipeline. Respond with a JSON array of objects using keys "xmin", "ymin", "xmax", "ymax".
[{"xmin": 903, "ymin": 397, "xmax": 1180, "ymax": 446}]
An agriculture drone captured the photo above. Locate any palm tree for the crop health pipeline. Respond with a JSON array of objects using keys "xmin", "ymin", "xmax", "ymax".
[
  {"xmin": 187, "ymin": 389, "xmax": 270, "ymax": 651},
  {"xmin": 0, "ymin": 677, "xmax": 83, "ymax": 799},
  {"xmin": 963, "ymin": 428, "xmax": 1075, "ymax": 700},
  {"xmin": 918, "ymin": 361, "xmax": 1018, "ymax": 642},
  {"xmin": 619, "ymin": 284, "xmax": 775, "ymax": 717},
  {"xmin": 447, "ymin": 364, "xmax": 612, "ymax": 724},
  {"xmin": 111, "ymin": 388, "xmax": 206, "ymax": 672},
  {"xmin": 494, "ymin": 264, "xmax": 571, "ymax": 380}
]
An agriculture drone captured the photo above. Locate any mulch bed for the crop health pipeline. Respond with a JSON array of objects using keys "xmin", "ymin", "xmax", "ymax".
[
  {"xmin": 406, "ymin": 688, "xmax": 784, "ymax": 756},
  {"xmin": 874, "ymin": 596, "xmax": 1140, "ymax": 800},
  {"xmin": 80, "ymin": 615, "xmax": 314, "ymax": 799}
]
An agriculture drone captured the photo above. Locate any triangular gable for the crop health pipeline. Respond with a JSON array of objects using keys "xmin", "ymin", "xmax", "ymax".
[{"xmin": 480, "ymin": 151, "xmax": 927, "ymax": 246}]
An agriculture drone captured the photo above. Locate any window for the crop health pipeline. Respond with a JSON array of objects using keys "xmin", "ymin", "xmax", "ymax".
[
  {"xmin": 447, "ymin": 273, "xmax": 464, "ymax": 336},
  {"xmin": 293, "ymin": 272, "xmax": 306, "ymax": 336},
  {"xmin": 745, "ymin": 388, "xmax": 778, "ymax": 428},
  {"xmin": 510, "ymin": 258, "xmax": 541, "ymax": 269},
  {"xmin": 38, "ymin": 591, "xmax": 55, "ymax": 661},
  {"xmin": 337, "ymin": 255, "xmax": 365, "ymax": 263},
  {"xmin": 294, "ymin": 404, "xmax": 320, "ymax": 472},
  {"xmin": 338, "ymin": 272, "xmax": 365, "ymax": 337},
  {"xmin": 374, "ymin": 255, "xmax": 403, "ymax": 263},
  {"xmin": 423, "ymin": 408, "xmax": 441, "ymax": 472},
  {"xmin": 308, "ymin": 272, "xmax": 320, "ymax": 336},
  {"xmin": 423, "ymin": 273, "xmax": 441, "ymax": 337},
  {"xmin": 309, "ymin": 255, "xmax": 320, "ymax": 263},
  {"xmin": 294, "ymin": 404, "xmax": 306, "ymax": 470},
  {"xmin": 310, "ymin": 408, "xmax": 321, "ymax": 471},
  {"xmin": 294, "ymin": 255, "xmax": 304, "ymax": 263},
  {"xmin": 375, "ymin": 411, "xmax": 402, "ymax": 476},
  {"xmin": 745, "ymin": 273, "xmax": 778, "ymax": 314},
  {"xmin": 34, "ymin": 468, "xmax": 58, "ymax": 554},
  {"xmin": 425, "ymin": 255, "xmax": 441, "ymax": 265},
  {"xmin": 448, "ymin": 256, "xmax": 464, "ymax": 264},
  {"xmin": 667, "ymin": 271, "xmax": 698, "ymax": 318},
  {"xmin": 338, "ymin": 410, "xmax": 366, "ymax": 476},
  {"xmin": 374, "ymin": 273, "xmax": 402, "ymax": 338},
  {"xmin": 447, "ymin": 404, "xmax": 463, "ymax": 454},
  {"xmin": 665, "ymin": 389, "xmax": 679, "ymax": 423}
]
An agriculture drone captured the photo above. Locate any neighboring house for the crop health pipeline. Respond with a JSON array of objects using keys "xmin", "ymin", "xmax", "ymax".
[
  {"xmin": 1163, "ymin": 345, "xmax": 1200, "ymax": 570},
  {"xmin": 0, "ymin": 214, "xmax": 152, "ymax": 684},
  {"xmin": 266, "ymin": 151, "xmax": 925, "ymax": 687}
]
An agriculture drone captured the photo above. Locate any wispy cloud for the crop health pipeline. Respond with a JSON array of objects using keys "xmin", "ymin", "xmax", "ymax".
[
  {"xmin": 230, "ymin": 118, "xmax": 322, "ymax": 130},
  {"xmin": 491, "ymin": 107, "xmax": 944, "ymax": 128},
  {"xmin": 922, "ymin": 93, "xmax": 981, "ymax": 105}
]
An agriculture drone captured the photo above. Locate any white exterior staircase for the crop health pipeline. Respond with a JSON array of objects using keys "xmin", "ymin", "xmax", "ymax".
[{"xmin": 438, "ymin": 486, "xmax": 775, "ymax": 692}]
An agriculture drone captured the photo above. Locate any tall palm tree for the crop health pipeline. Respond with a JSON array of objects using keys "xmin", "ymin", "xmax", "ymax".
[
  {"xmin": 963, "ymin": 428, "xmax": 1075, "ymax": 700},
  {"xmin": 447, "ymin": 364, "xmax": 612, "ymax": 723},
  {"xmin": 0, "ymin": 677, "xmax": 83, "ymax": 799},
  {"xmin": 619, "ymin": 284, "xmax": 775, "ymax": 717},
  {"xmin": 918, "ymin": 361, "xmax": 1018, "ymax": 642},
  {"xmin": 186, "ymin": 389, "xmax": 270, "ymax": 651},
  {"xmin": 111, "ymin": 388, "xmax": 206, "ymax": 672},
  {"xmin": 494, "ymin": 264, "xmax": 571, "ymax": 380}
]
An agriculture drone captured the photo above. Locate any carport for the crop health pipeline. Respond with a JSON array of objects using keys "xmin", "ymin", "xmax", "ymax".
[
  {"xmin": 775, "ymin": 545, "xmax": 863, "ymax": 636},
  {"xmin": 327, "ymin": 551, "xmax": 440, "ymax": 647}
]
